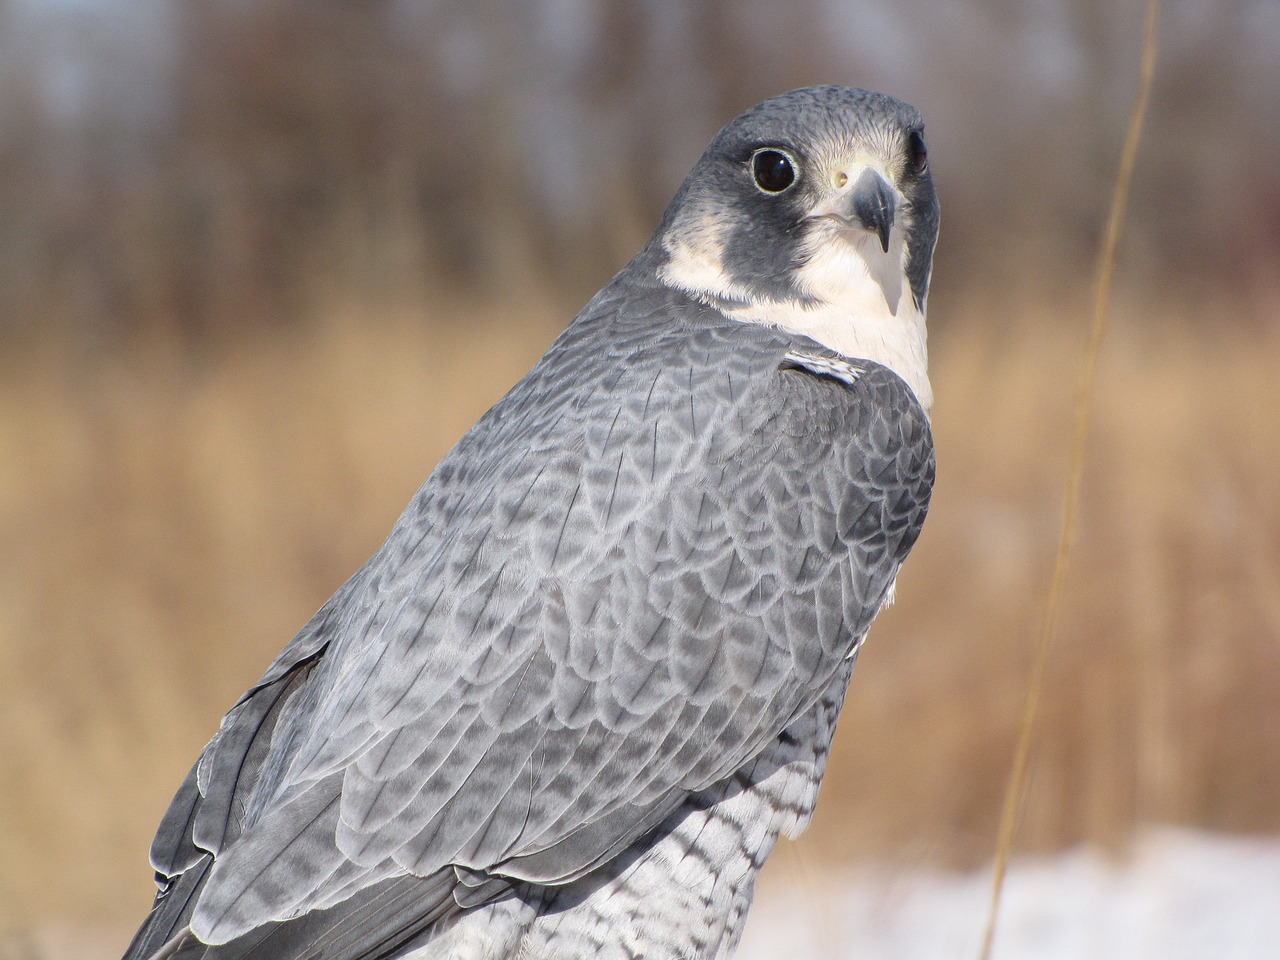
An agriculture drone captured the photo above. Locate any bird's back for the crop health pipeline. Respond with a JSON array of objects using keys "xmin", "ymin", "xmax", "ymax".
[{"xmin": 124, "ymin": 277, "xmax": 932, "ymax": 960}]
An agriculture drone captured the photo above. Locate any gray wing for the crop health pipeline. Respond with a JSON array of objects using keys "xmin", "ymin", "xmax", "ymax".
[{"xmin": 141, "ymin": 287, "xmax": 933, "ymax": 952}]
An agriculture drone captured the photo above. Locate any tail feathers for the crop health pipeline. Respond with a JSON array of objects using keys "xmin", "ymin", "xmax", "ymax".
[{"xmin": 121, "ymin": 855, "xmax": 213, "ymax": 960}]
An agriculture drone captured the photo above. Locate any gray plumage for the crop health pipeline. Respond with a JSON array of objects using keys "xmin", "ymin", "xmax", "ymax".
[{"xmin": 123, "ymin": 85, "xmax": 938, "ymax": 960}]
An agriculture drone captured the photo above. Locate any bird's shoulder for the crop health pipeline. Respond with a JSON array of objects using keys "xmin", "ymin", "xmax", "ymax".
[{"xmin": 481, "ymin": 277, "xmax": 934, "ymax": 468}]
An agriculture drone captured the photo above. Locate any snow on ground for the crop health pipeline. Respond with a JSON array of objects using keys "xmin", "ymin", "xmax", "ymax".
[{"xmin": 737, "ymin": 828, "xmax": 1280, "ymax": 960}]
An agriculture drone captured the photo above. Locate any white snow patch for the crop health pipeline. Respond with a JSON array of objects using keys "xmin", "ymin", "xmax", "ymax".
[{"xmin": 738, "ymin": 828, "xmax": 1280, "ymax": 960}]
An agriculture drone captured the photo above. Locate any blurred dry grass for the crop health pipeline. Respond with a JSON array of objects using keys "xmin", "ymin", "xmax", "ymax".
[
  {"xmin": 2, "ymin": 4, "xmax": 1278, "ymax": 958},
  {"xmin": 2, "ymin": 291, "xmax": 1279, "ymax": 946}
]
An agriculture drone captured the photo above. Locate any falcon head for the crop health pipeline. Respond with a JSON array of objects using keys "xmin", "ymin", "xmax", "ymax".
[{"xmin": 649, "ymin": 86, "xmax": 940, "ymax": 409}]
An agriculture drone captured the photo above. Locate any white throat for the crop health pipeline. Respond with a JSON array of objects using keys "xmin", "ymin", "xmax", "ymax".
[{"xmin": 659, "ymin": 224, "xmax": 932, "ymax": 414}]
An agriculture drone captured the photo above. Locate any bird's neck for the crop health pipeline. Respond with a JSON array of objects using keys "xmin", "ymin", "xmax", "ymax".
[
  {"xmin": 658, "ymin": 233, "xmax": 933, "ymax": 414},
  {"xmin": 719, "ymin": 294, "xmax": 932, "ymax": 415}
]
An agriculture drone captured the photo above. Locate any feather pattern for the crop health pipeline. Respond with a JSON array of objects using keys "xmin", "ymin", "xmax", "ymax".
[{"xmin": 123, "ymin": 84, "xmax": 938, "ymax": 960}]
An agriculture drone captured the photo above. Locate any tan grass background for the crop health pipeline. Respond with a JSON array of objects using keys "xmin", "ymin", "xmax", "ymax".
[
  {"xmin": 2, "ymin": 288, "xmax": 1278, "ymax": 952},
  {"xmin": 2, "ymin": 1, "xmax": 1278, "ymax": 955}
]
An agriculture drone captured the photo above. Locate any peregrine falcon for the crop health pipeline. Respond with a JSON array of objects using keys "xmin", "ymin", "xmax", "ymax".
[{"xmin": 123, "ymin": 85, "xmax": 938, "ymax": 960}]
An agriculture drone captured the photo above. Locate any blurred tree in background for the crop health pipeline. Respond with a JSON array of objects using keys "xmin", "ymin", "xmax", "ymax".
[{"xmin": 0, "ymin": 0, "xmax": 1276, "ymax": 344}]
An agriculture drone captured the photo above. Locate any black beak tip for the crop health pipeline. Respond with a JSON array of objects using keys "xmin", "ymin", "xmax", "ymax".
[{"xmin": 851, "ymin": 167, "xmax": 897, "ymax": 255}]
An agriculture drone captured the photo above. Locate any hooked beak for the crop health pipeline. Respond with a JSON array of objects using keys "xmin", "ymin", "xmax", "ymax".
[
  {"xmin": 849, "ymin": 167, "xmax": 897, "ymax": 253},
  {"xmin": 809, "ymin": 166, "xmax": 898, "ymax": 253}
]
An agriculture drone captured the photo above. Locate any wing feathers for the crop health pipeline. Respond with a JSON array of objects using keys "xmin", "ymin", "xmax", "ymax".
[{"xmin": 130, "ymin": 303, "xmax": 933, "ymax": 956}]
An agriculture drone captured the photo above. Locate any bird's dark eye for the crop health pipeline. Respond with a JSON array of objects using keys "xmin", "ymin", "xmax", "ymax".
[
  {"xmin": 906, "ymin": 131, "xmax": 928, "ymax": 174},
  {"xmin": 751, "ymin": 148, "xmax": 797, "ymax": 193}
]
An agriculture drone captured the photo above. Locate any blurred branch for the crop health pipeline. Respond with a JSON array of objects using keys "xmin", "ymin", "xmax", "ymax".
[{"xmin": 978, "ymin": 2, "xmax": 1161, "ymax": 957}]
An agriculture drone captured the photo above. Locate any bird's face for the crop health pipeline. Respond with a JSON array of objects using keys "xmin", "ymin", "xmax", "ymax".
[
  {"xmin": 652, "ymin": 86, "xmax": 940, "ymax": 409},
  {"xmin": 657, "ymin": 86, "xmax": 938, "ymax": 315}
]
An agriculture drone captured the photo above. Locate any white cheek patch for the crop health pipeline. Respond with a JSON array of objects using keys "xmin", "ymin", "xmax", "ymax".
[
  {"xmin": 658, "ymin": 235, "xmax": 751, "ymax": 304},
  {"xmin": 657, "ymin": 207, "xmax": 758, "ymax": 305}
]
